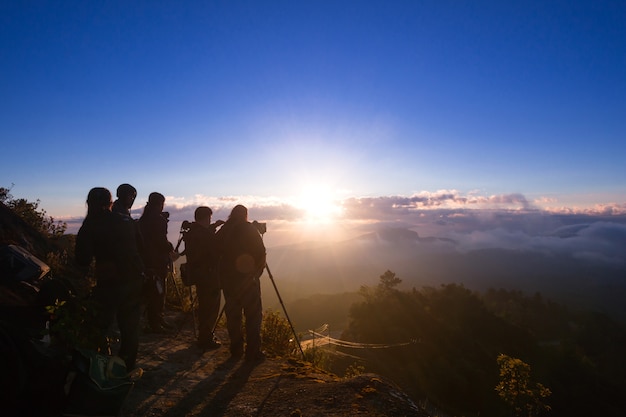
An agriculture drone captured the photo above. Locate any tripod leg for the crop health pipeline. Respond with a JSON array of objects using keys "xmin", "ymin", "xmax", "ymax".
[
  {"xmin": 211, "ymin": 304, "xmax": 226, "ymax": 335},
  {"xmin": 167, "ymin": 271, "xmax": 185, "ymax": 308},
  {"xmin": 264, "ymin": 263, "xmax": 305, "ymax": 360},
  {"xmin": 170, "ymin": 285, "xmax": 196, "ymax": 338},
  {"xmin": 190, "ymin": 286, "xmax": 197, "ymax": 339},
  {"xmin": 165, "ymin": 272, "xmax": 189, "ymax": 337}
]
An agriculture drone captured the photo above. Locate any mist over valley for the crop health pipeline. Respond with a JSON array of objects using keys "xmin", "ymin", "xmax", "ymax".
[{"xmin": 261, "ymin": 214, "xmax": 626, "ymax": 329}]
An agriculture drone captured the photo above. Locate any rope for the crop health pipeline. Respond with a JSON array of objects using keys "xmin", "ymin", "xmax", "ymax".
[{"xmin": 305, "ymin": 329, "xmax": 413, "ymax": 350}]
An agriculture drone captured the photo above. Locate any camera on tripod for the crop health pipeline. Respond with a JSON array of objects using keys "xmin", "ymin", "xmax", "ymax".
[
  {"xmin": 174, "ymin": 220, "xmax": 192, "ymax": 257},
  {"xmin": 252, "ymin": 220, "xmax": 266, "ymax": 235},
  {"xmin": 180, "ymin": 220, "xmax": 192, "ymax": 233}
]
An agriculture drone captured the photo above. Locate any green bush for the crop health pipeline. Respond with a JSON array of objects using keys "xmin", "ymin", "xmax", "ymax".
[
  {"xmin": 303, "ymin": 346, "xmax": 333, "ymax": 370},
  {"xmin": 262, "ymin": 309, "xmax": 298, "ymax": 356}
]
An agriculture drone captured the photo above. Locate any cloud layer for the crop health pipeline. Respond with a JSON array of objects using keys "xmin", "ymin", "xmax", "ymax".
[{"xmin": 63, "ymin": 190, "xmax": 626, "ymax": 268}]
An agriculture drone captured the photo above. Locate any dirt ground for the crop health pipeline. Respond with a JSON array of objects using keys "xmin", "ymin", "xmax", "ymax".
[{"xmin": 117, "ymin": 310, "xmax": 428, "ymax": 417}]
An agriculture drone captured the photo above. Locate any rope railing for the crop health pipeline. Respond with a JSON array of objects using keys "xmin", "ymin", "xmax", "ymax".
[{"xmin": 303, "ymin": 327, "xmax": 413, "ymax": 350}]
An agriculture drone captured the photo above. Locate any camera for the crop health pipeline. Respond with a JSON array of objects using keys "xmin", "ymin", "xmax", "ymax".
[
  {"xmin": 180, "ymin": 220, "xmax": 192, "ymax": 233},
  {"xmin": 252, "ymin": 220, "xmax": 267, "ymax": 235}
]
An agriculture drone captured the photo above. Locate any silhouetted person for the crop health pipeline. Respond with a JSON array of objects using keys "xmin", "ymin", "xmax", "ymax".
[
  {"xmin": 183, "ymin": 206, "xmax": 224, "ymax": 349},
  {"xmin": 75, "ymin": 187, "xmax": 144, "ymax": 369},
  {"xmin": 112, "ymin": 183, "xmax": 144, "ymax": 267},
  {"xmin": 138, "ymin": 192, "xmax": 178, "ymax": 333},
  {"xmin": 216, "ymin": 204, "xmax": 266, "ymax": 361},
  {"xmin": 112, "ymin": 183, "xmax": 137, "ymax": 217}
]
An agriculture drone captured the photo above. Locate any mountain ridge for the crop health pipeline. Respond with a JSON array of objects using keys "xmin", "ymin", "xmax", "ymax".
[{"xmin": 264, "ymin": 224, "xmax": 626, "ymax": 321}]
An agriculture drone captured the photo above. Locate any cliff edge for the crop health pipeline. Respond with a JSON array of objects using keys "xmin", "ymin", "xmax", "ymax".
[{"xmin": 121, "ymin": 312, "xmax": 429, "ymax": 417}]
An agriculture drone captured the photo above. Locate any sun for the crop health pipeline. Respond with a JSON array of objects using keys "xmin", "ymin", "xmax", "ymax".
[{"xmin": 296, "ymin": 184, "xmax": 343, "ymax": 223}]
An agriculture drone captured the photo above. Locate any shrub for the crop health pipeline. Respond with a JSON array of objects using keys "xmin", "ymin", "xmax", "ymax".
[
  {"xmin": 1, "ymin": 186, "xmax": 67, "ymax": 238},
  {"xmin": 303, "ymin": 346, "xmax": 333, "ymax": 369},
  {"xmin": 262, "ymin": 309, "xmax": 298, "ymax": 356}
]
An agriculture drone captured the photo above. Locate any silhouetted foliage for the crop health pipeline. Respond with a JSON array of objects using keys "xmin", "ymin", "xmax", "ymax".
[
  {"xmin": 1, "ymin": 185, "xmax": 67, "ymax": 238},
  {"xmin": 342, "ymin": 270, "xmax": 626, "ymax": 416},
  {"xmin": 495, "ymin": 353, "xmax": 551, "ymax": 417},
  {"xmin": 262, "ymin": 309, "xmax": 298, "ymax": 356},
  {"xmin": 1, "ymin": 187, "xmax": 81, "ymax": 290},
  {"xmin": 377, "ymin": 269, "xmax": 402, "ymax": 292}
]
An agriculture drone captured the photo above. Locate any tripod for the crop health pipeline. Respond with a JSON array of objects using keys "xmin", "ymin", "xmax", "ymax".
[
  {"xmin": 253, "ymin": 223, "xmax": 304, "ymax": 359},
  {"xmin": 174, "ymin": 219, "xmax": 304, "ymax": 358},
  {"xmin": 170, "ymin": 224, "xmax": 198, "ymax": 338},
  {"xmin": 209, "ymin": 262, "xmax": 305, "ymax": 360},
  {"xmin": 167, "ymin": 263, "xmax": 198, "ymax": 337},
  {"xmin": 263, "ymin": 262, "xmax": 305, "ymax": 360}
]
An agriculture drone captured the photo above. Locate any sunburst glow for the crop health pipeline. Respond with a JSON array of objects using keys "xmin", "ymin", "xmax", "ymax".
[{"xmin": 296, "ymin": 184, "xmax": 343, "ymax": 223}]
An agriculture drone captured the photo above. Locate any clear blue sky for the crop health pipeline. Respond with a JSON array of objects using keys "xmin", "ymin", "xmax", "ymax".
[{"xmin": 2, "ymin": 1, "xmax": 625, "ymax": 230}]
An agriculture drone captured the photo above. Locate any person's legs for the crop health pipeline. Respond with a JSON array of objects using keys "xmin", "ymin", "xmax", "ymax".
[
  {"xmin": 224, "ymin": 291, "xmax": 244, "ymax": 357},
  {"xmin": 146, "ymin": 272, "xmax": 167, "ymax": 330},
  {"xmin": 90, "ymin": 284, "xmax": 116, "ymax": 355},
  {"xmin": 243, "ymin": 279, "xmax": 263, "ymax": 360},
  {"xmin": 206, "ymin": 289, "xmax": 221, "ymax": 335},
  {"xmin": 117, "ymin": 280, "xmax": 143, "ymax": 369},
  {"xmin": 205, "ymin": 269, "xmax": 222, "ymax": 336},
  {"xmin": 196, "ymin": 280, "xmax": 211, "ymax": 340},
  {"xmin": 156, "ymin": 273, "xmax": 167, "ymax": 324},
  {"xmin": 197, "ymin": 282, "xmax": 221, "ymax": 348}
]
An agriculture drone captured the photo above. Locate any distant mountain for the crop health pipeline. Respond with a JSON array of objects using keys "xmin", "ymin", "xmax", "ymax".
[{"xmin": 264, "ymin": 224, "xmax": 626, "ymax": 321}]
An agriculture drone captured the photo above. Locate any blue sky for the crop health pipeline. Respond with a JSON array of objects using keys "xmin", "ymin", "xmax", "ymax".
[{"xmin": 2, "ymin": 1, "xmax": 625, "ymax": 246}]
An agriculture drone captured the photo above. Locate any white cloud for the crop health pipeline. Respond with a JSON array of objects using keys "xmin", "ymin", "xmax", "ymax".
[{"xmin": 62, "ymin": 190, "xmax": 626, "ymax": 268}]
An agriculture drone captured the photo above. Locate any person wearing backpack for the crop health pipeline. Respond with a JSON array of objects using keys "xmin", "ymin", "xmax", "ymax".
[
  {"xmin": 215, "ymin": 205, "xmax": 266, "ymax": 362},
  {"xmin": 183, "ymin": 206, "xmax": 224, "ymax": 350},
  {"xmin": 138, "ymin": 192, "xmax": 179, "ymax": 333}
]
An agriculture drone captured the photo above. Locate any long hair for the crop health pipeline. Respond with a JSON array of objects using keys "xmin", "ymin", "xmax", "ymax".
[
  {"xmin": 228, "ymin": 204, "xmax": 248, "ymax": 223},
  {"xmin": 86, "ymin": 187, "xmax": 112, "ymax": 219}
]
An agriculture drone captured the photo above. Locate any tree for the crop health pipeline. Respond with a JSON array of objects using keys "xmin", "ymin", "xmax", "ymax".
[
  {"xmin": 357, "ymin": 270, "xmax": 402, "ymax": 302},
  {"xmin": 377, "ymin": 270, "xmax": 402, "ymax": 292},
  {"xmin": 495, "ymin": 353, "xmax": 551, "ymax": 417},
  {"xmin": 0, "ymin": 185, "xmax": 67, "ymax": 238}
]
